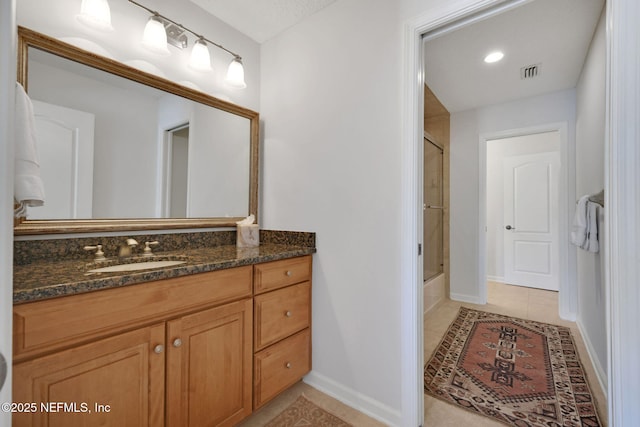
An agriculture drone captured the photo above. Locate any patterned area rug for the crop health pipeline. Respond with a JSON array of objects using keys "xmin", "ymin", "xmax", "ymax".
[
  {"xmin": 265, "ymin": 395, "xmax": 353, "ymax": 427},
  {"xmin": 424, "ymin": 307, "xmax": 602, "ymax": 427}
]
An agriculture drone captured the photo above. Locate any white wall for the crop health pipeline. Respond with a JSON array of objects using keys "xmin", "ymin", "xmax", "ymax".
[
  {"xmin": 486, "ymin": 132, "xmax": 561, "ymax": 281},
  {"xmin": 260, "ymin": 0, "xmax": 403, "ymax": 423},
  {"xmin": 0, "ymin": 0, "xmax": 15, "ymax": 424},
  {"xmin": 450, "ymin": 89, "xmax": 577, "ymax": 302},
  {"xmin": 575, "ymin": 9, "xmax": 607, "ymax": 388},
  {"xmin": 17, "ymin": 0, "xmax": 260, "ymax": 110}
]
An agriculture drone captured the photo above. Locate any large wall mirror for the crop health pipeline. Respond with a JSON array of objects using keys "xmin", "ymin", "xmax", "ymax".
[{"xmin": 15, "ymin": 27, "xmax": 259, "ymax": 235}]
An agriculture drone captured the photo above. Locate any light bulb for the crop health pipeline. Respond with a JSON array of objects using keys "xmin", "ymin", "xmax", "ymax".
[
  {"xmin": 189, "ymin": 39, "xmax": 212, "ymax": 72},
  {"xmin": 141, "ymin": 15, "xmax": 170, "ymax": 56},
  {"xmin": 76, "ymin": 0, "xmax": 113, "ymax": 31},
  {"xmin": 226, "ymin": 58, "xmax": 246, "ymax": 89}
]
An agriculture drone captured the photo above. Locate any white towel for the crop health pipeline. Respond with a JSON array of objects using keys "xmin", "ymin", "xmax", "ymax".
[
  {"xmin": 585, "ymin": 201, "xmax": 600, "ymax": 253},
  {"xmin": 571, "ymin": 195, "xmax": 589, "ymax": 248},
  {"xmin": 14, "ymin": 82, "xmax": 45, "ymax": 217}
]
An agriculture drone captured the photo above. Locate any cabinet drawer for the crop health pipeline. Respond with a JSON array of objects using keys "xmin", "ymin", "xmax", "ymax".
[
  {"xmin": 253, "ymin": 256, "xmax": 312, "ymax": 294},
  {"xmin": 253, "ymin": 328, "xmax": 311, "ymax": 409},
  {"xmin": 254, "ymin": 282, "xmax": 310, "ymax": 351},
  {"xmin": 14, "ymin": 266, "xmax": 252, "ymax": 361}
]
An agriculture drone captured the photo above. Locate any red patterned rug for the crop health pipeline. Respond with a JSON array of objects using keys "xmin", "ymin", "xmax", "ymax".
[
  {"xmin": 264, "ymin": 395, "xmax": 353, "ymax": 427},
  {"xmin": 424, "ymin": 307, "xmax": 602, "ymax": 427}
]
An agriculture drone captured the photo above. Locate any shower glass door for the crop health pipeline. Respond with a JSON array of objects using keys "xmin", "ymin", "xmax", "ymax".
[{"xmin": 424, "ymin": 137, "xmax": 443, "ymax": 281}]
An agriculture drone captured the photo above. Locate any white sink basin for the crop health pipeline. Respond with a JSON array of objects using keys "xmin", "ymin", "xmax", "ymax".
[{"xmin": 87, "ymin": 260, "xmax": 186, "ymax": 273}]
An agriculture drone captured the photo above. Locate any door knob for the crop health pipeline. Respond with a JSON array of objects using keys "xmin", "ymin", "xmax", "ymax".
[{"xmin": 505, "ymin": 225, "xmax": 515, "ymax": 230}]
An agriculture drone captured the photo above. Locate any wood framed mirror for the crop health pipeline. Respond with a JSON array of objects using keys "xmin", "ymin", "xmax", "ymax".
[{"xmin": 15, "ymin": 26, "xmax": 259, "ymax": 235}]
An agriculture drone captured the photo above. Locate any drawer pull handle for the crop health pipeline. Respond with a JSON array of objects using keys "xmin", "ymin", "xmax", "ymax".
[
  {"xmin": 153, "ymin": 344, "xmax": 164, "ymax": 354},
  {"xmin": 286, "ymin": 270, "xmax": 292, "ymax": 277},
  {"xmin": 173, "ymin": 338, "xmax": 183, "ymax": 348},
  {"xmin": 285, "ymin": 362, "xmax": 292, "ymax": 369},
  {"xmin": 285, "ymin": 311, "xmax": 292, "ymax": 317}
]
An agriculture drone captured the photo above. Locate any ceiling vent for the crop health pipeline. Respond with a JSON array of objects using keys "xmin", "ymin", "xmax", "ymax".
[{"xmin": 520, "ymin": 63, "xmax": 541, "ymax": 80}]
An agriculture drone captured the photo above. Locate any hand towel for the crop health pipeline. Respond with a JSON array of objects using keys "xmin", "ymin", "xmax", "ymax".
[
  {"xmin": 571, "ymin": 195, "xmax": 589, "ymax": 248},
  {"xmin": 14, "ymin": 82, "xmax": 45, "ymax": 217}
]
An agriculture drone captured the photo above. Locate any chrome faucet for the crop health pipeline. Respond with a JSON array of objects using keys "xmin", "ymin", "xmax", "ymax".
[{"xmin": 119, "ymin": 238, "xmax": 139, "ymax": 257}]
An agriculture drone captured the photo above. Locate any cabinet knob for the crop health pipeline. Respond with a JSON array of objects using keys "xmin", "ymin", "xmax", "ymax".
[
  {"xmin": 285, "ymin": 270, "xmax": 292, "ymax": 277},
  {"xmin": 173, "ymin": 338, "xmax": 182, "ymax": 348},
  {"xmin": 153, "ymin": 344, "xmax": 164, "ymax": 354},
  {"xmin": 285, "ymin": 311, "xmax": 292, "ymax": 317},
  {"xmin": 285, "ymin": 362, "xmax": 292, "ymax": 369}
]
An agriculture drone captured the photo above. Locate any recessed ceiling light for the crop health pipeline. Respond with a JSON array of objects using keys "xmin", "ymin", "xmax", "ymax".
[{"xmin": 484, "ymin": 51, "xmax": 504, "ymax": 63}]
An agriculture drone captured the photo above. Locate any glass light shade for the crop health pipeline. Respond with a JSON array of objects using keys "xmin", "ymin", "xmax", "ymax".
[
  {"xmin": 141, "ymin": 16, "xmax": 170, "ymax": 56},
  {"xmin": 189, "ymin": 40, "xmax": 212, "ymax": 72},
  {"xmin": 225, "ymin": 58, "xmax": 246, "ymax": 89},
  {"xmin": 76, "ymin": 0, "xmax": 113, "ymax": 31}
]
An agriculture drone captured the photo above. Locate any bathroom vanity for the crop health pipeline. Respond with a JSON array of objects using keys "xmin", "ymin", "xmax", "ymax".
[
  {"xmin": 12, "ymin": 234, "xmax": 314, "ymax": 427},
  {"xmin": 11, "ymin": 27, "xmax": 313, "ymax": 426}
]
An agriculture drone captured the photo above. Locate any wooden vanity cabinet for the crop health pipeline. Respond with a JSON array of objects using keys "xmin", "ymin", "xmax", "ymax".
[
  {"xmin": 13, "ymin": 266, "xmax": 254, "ymax": 427},
  {"xmin": 12, "ymin": 255, "xmax": 313, "ymax": 426}
]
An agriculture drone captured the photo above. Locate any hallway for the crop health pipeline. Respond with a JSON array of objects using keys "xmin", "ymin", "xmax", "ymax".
[{"xmin": 424, "ymin": 282, "xmax": 608, "ymax": 426}]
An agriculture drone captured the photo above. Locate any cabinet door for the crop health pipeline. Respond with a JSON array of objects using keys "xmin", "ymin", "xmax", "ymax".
[
  {"xmin": 166, "ymin": 299, "xmax": 253, "ymax": 427},
  {"xmin": 13, "ymin": 324, "xmax": 165, "ymax": 427}
]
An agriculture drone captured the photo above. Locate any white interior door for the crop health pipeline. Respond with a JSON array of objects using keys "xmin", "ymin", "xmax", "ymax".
[
  {"xmin": 31, "ymin": 100, "xmax": 95, "ymax": 219},
  {"xmin": 503, "ymin": 152, "xmax": 560, "ymax": 290}
]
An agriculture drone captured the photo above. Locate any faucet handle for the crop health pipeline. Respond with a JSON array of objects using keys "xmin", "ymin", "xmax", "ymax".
[
  {"xmin": 142, "ymin": 241, "xmax": 160, "ymax": 257},
  {"xmin": 84, "ymin": 244, "xmax": 106, "ymax": 261}
]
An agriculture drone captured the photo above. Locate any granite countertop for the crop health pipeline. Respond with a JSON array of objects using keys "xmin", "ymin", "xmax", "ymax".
[{"xmin": 14, "ymin": 243, "xmax": 315, "ymax": 304}]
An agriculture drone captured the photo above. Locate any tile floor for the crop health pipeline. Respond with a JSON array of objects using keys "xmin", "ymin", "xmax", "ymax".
[
  {"xmin": 240, "ymin": 281, "xmax": 608, "ymax": 426},
  {"xmin": 424, "ymin": 281, "xmax": 608, "ymax": 426}
]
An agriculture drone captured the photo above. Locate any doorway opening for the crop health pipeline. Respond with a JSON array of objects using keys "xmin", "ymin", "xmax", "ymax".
[
  {"xmin": 163, "ymin": 123, "xmax": 190, "ymax": 218},
  {"xmin": 409, "ymin": 0, "xmax": 603, "ymax": 424}
]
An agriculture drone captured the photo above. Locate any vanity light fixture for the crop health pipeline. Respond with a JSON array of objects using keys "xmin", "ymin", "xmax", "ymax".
[
  {"xmin": 484, "ymin": 51, "xmax": 504, "ymax": 63},
  {"xmin": 128, "ymin": 0, "xmax": 246, "ymax": 88},
  {"xmin": 76, "ymin": 0, "xmax": 114, "ymax": 31}
]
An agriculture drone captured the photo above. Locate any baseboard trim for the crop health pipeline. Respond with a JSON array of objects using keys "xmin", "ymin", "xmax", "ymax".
[
  {"xmin": 450, "ymin": 292, "xmax": 484, "ymax": 304},
  {"xmin": 576, "ymin": 320, "xmax": 608, "ymax": 400},
  {"xmin": 486, "ymin": 275, "xmax": 505, "ymax": 283},
  {"xmin": 303, "ymin": 371, "xmax": 402, "ymax": 427}
]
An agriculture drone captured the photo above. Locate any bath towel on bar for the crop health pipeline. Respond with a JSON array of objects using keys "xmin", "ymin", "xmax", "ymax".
[
  {"xmin": 571, "ymin": 194, "xmax": 600, "ymax": 253},
  {"xmin": 571, "ymin": 195, "xmax": 589, "ymax": 249},
  {"xmin": 14, "ymin": 82, "xmax": 45, "ymax": 217},
  {"xmin": 585, "ymin": 201, "xmax": 600, "ymax": 253}
]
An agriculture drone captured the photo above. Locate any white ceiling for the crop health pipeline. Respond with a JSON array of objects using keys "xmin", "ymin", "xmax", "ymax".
[
  {"xmin": 187, "ymin": 0, "xmax": 603, "ymax": 112},
  {"xmin": 424, "ymin": 0, "xmax": 605, "ymax": 113},
  {"xmin": 189, "ymin": 0, "xmax": 338, "ymax": 43}
]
